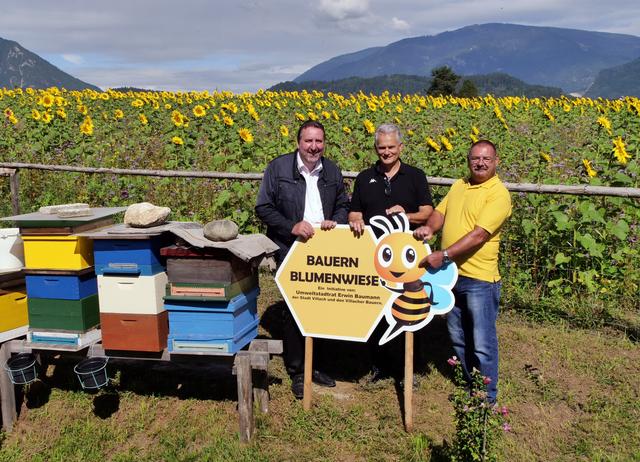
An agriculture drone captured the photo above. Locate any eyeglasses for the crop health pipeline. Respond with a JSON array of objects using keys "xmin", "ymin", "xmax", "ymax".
[{"xmin": 383, "ymin": 176, "xmax": 391, "ymax": 196}]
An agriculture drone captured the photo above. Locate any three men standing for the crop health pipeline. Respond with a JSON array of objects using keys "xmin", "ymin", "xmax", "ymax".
[
  {"xmin": 415, "ymin": 140, "xmax": 511, "ymax": 402},
  {"xmin": 256, "ymin": 120, "xmax": 349, "ymax": 398}
]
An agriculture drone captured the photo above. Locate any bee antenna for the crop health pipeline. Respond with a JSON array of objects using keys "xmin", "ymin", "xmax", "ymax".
[
  {"xmin": 370, "ymin": 216, "xmax": 392, "ymax": 236},
  {"xmin": 391, "ymin": 213, "xmax": 409, "ymax": 232}
]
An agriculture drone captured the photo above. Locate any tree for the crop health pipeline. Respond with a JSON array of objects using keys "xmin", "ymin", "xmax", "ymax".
[
  {"xmin": 426, "ymin": 66, "xmax": 460, "ymax": 96},
  {"xmin": 458, "ymin": 79, "xmax": 479, "ymax": 97}
]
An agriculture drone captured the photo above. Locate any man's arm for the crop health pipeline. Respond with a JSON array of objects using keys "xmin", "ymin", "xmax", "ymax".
[
  {"xmin": 255, "ymin": 164, "xmax": 297, "ymax": 237},
  {"xmin": 419, "ymin": 225, "xmax": 490, "ymax": 269},
  {"xmin": 406, "ymin": 204, "xmax": 433, "ymax": 226},
  {"xmin": 413, "ymin": 209, "xmax": 445, "ymax": 240}
]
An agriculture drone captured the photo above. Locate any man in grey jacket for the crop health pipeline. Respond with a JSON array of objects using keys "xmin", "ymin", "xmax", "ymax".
[{"xmin": 256, "ymin": 120, "xmax": 349, "ymax": 398}]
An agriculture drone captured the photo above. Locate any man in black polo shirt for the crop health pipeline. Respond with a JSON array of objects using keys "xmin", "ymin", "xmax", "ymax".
[{"xmin": 349, "ymin": 123, "xmax": 434, "ymax": 382}]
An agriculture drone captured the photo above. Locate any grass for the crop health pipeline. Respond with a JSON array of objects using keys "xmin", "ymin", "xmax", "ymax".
[{"xmin": 0, "ymin": 273, "xmax": 638, "ymax": 461}]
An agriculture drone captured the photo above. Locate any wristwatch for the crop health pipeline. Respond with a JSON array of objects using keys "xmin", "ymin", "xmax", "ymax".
[{"xmin": 442, "ymin": 249, "xmax": 451, "ymax": 263}]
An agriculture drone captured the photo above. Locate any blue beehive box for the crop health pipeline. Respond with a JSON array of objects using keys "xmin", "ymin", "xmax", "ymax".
[
  {"xmin": 26, "ymin": 273, "xmax": 97, "ymax": 300},
  {"xmin": 165, "ymin": 288, "xmax": 259, "ymax": 355},
  {"xmin": 93, "ymin": 236, "xmax": 170, "ymax": 276}
]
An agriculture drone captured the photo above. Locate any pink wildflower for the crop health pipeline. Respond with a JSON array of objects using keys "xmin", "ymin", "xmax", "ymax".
[
  {"xmin": 447, "ymin": 356, "xmax": 459, "ymax": 366},
  {"xmin": 482, "ymin": 376, "xmax": 492, "ymax": 385},
  {"xmin": 500, "ymin": 406, "xmax": 509, "ymax": 416},
  {"xmin": 502, "ymin": 423, "xmax": 512, "ymax": 432}
]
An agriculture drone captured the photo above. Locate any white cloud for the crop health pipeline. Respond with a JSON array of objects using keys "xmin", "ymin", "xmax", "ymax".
[
  {"xmin": 61, "ymin": 54, "xmax": 84, "ymax": 65},
  {"xmin": 317, "ymin": 0, "xmax": 370, "ymax": 20},
  {"xmin": 391, "ymin": 17, "xmax": 410, "ymax": 31}
]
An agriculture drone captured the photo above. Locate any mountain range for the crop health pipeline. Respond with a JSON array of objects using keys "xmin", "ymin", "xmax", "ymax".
[
  {"xmin": 0, "ymin": 37, "xmax": 99, "ymax": 91},
  {"xmin": 294, "ymin": 23, "xmax": 640, "ymax": 96}
]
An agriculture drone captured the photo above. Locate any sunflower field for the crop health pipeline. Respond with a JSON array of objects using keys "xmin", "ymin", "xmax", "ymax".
[{"xmin": 0, "ymin": 86, "xmax": 639, "ymax": 322}]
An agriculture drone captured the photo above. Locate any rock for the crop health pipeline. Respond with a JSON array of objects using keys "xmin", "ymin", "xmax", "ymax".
[
  {"xmin": 124, "ymin": 202, "xmax": 171, "ymax": 228},
  {"xmin": 57, "ymin": 208, "xmax": 93, "ymax": 218},
  {"xmin": 39, "ymin": 203, "xmax": 90, "ymax": 214},
  {"xmin": 204, "ymin": 219, "xmax": 239, "ymax": 242}
]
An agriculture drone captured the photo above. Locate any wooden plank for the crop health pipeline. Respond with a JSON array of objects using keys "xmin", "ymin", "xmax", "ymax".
[
  {"xmin": 19, "ymin": 217, "xmax": 115, "ymax": 236},
  {"xmin": 235, "ymin": 354, "xmax": 253, "ymax": 442},
  {"xmin": 0, "ymin": 342, "xmax": 17, "ymax": 432},
  {"xmin": 404, "ymin": 332, "xmax": 414, "ymax": 432},
  {"xmin": 248, "ymin": 341, "xmax": 269, "ymax": 413},
  {"xmin": 248, "ymin": 339, "xmax": 283, "ymax": 355},
  {"xmin": 303, "ymin": 337, "xmax": 313, "ymax": 411}
]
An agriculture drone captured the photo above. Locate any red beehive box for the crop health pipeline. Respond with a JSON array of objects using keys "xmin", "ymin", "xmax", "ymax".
[{"xmin": 100, "ymin": 311, "xmax": 168, "ymax": 352}]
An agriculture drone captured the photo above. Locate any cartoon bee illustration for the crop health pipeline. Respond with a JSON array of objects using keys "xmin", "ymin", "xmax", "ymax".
[{"xmin": 371, "ymin": 213, "xmax": 437, "ymax": 344}]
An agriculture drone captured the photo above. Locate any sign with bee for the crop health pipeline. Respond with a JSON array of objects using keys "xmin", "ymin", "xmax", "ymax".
[
  {"xmin": 276, "ymin": 214, "xmax": 458, "ymax": 344},
  {"xmin": 370, "ymin": 214, "xmax": 457, "ymax": 345}
]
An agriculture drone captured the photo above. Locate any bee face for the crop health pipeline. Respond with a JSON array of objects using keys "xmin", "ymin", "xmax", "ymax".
[{"xmin": 374, "ymin": 232, "xmax": 428, "ymax": 282}]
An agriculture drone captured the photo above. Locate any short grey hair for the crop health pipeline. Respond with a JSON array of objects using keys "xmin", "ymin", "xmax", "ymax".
[{"xmin": 374, "ymin": 123, "xmax": 402, "ymax": 145}]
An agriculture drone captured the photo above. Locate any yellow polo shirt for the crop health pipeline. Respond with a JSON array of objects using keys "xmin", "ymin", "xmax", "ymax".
[{"xmin": 436, "ymin": 175, "xmax": 512, "ymax": 282}]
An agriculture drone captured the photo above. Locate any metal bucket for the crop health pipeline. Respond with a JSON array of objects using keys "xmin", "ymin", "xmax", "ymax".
[{"xmin": 74, "ymin": 357, "xmax": 109, "ymax": 390}]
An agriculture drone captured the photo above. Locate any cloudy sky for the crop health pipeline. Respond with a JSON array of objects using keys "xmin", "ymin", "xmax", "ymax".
[{"xmin": 2, "ymin": 0, "xmax": 639, "ymax": 92}]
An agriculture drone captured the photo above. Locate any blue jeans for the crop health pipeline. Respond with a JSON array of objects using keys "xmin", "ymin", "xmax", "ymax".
[{"xmin": 447, "ymin": 276, "xmax": 501, "ymax": 402}]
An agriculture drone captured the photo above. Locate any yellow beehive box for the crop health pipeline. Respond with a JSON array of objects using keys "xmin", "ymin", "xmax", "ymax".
[
  {"xmin": 22, "ymin": 235, "xmax": 94, "ymax": 270},
  {"xmin": 0, "ymin": 288, "xmax": 27, "ymax": 332}
]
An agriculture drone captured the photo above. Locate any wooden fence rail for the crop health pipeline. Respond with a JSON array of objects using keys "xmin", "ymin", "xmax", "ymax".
[{"xmin": 0, "ymin": 162, "xmax": 638, "ymax": 216}]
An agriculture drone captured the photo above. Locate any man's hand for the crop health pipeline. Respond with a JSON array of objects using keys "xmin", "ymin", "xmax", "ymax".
[
  {"xmin": 413, "ymin": 225, "xmax": 435, "ymax": 240},
  {"xmin": 385, "ymin": 205, "xmax": 405, "ymax": 215},
  {"xmin": 419, "ymin": 250, "xmax": 445, "ymax": 269},
  {"xmin": 349, "ymin": 218, "xmax": 366, "ymax": 236},
  {"xmin": 291, "ymin": 220, "xmax": 315, "ymax": 240},
  {"xmin": 320, "ymin": 220, "xmax": 337, "ymax": 230}
]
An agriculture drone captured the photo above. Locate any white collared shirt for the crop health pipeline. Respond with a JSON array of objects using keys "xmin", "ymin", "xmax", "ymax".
[{"xmin": 296, "ymin": 152, "xmax": 325, "ymax": 225}]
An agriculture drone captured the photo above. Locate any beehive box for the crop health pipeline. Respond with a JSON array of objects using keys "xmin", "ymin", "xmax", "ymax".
[
  {"xmin": 100, "ymin": 311, "xmax": 168, "ymax": 352},
  {"xmin": 93, "ymin": 236, "xmax": 170, "ymax": 276},
  {"xmin": 27, "ymin": 294, "xmax": 99, "ymax": 331},
  {"xmin": 164, "ymin": 273, "xmax": 258, "ymax": 302},
  {"xmin": 22, "ymin": 235, "xmax": 94, "ymax": 270},
  {"xmin": 97, "ymin": 272, "xmax": 168, "ymax": 314},
  {"xmin": 0, "ymin": 287, "xmax": 28, "ymax": 332},
  {"xmin": 161, "ymin": 245, "xmax": 254, "ymax": 284},
  {"xmin": 25, "ymin": 272, "xmax": 97, "ymax": 300},
  {"xmin": 165, "ymin": 288, "xmax": 259, "ymax": 354}
]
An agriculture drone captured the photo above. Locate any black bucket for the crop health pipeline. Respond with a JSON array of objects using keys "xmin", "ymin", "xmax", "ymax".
[
  {"xmin": 4, "ymin": 353, "xmax": 38, "ymax": 385},
  {"xmin": 74, "ymin": 357, "xmax": 109, "ymax": 390}
]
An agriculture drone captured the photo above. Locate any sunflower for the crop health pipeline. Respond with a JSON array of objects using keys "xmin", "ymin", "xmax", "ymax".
[
  {"xmin": 171, "ymin": 136, "xmax": 184, "ymax": 145},
  {"xmin": 440, "ymin": 136, "xmax": 453, "ymax": 151},
  {"xmin": 426, "ymin": 137, "xmax": 441, "ymax": 152},
  {"xmin": 41, "ymin": 112, "xmax": 53, "ymax": 124},
  {"xmin": 238, "ymin": 128, "xmax": 254, "ymax": 144},
  {"xmin": 363, "ymin": 119, "xmax": 375, "ymax": 134},
  {"xmin": 80, "ymin": 116, "xmax": 93, "ymax": 135},
  {"xmin": 8, "ymin": 115, "xmax": 18, "ymax": 125},
  {"xmin": 3, "ymin": 108, "xmax": 13, "ymax": 118},
  {"xmin": 139, "ymin": 113, "xmax": 148, "ymax": 125},
  {"xmin": 279, "ymin": 125, "xmax": 289, "ymax": 137},
  {"xmin": 612, "ymin": 136, "xmax": 631, "ymax": 164},
  {"xmin": 31, "ymin": 109, "xmax": 41, "ymax": 120},
  {"xmin": 582, "ymin": 159, "xmax": 597, "ymax": 178},
  {"xmin": 56, "ymin": 108, "xmax": 67, "ymax": 119},
  {"xmin": 40, "ymin": 93, "xmax": 54, "ymax": 108},
  {"xmin": 193, "ymin": 105, "xmax": 206, "ymax": 117},
  {"xmin": 131, "ymin": 99, "xmax": 144, "ymax": 108},
  {"xmin": 342, "ymin": 126, "xmax": 351, "ymax": 134},
  {"xmin": 223, "ymin": 116, "xmax": 234, "ymax": 127},
  {"xmin": 171, "ymin": 110, "xmax": 185, "ymax": 127},
  {"xmin": 540, "ymin": 152, "xmax": 552, "ymax": 163},
  {"xmin": 114, "ymin": 109, "xmax": 124, "ymax": 119}
]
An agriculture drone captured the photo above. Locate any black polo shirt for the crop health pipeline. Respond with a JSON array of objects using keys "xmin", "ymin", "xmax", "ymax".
[{"xmin": 350, "ymin": 161, "xmax": 433, "ymax": 227}]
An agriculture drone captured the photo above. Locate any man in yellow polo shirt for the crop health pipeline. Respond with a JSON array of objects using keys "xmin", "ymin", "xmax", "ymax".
[{"xmin": 413, "ymin": 140, "xmax": 511, "ymax": 403}]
